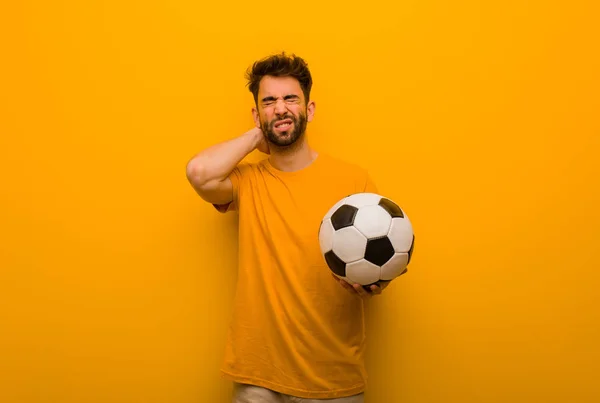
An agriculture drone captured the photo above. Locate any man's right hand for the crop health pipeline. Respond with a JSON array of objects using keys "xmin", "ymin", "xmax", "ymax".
[
  {"xmin": 186, "ymin": 127, "xmax": 269, "ymax": 206},
  {"xmin": 251, "ymin": 127, "xmax": 270, "ymax": 154}
]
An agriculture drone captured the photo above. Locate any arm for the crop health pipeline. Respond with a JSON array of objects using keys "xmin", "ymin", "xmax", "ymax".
[{"xmin": 185, "ymin": 127, "xmax": 267, "ymax": 205}]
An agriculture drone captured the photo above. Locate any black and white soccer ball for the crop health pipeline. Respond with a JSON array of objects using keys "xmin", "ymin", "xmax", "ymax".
[{"xmin": 318, "ymin": 192, "xmax": 415, "ymax": 289}]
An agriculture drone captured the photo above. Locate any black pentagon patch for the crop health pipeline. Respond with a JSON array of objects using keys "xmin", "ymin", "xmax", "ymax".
[
  {"xmin": 324, "ymin": 250, "xmax": 346, "ymax": 277},
  {"xmin": 378, "ymin": 198, "xmax": 404, "ymax": 218},
  {"xmin": 407, "ymin": 235, "xmax": 415, "ymax": 264},
  {"xmin": 364, "ymin": 236, "xmax": 395, "ymax": 266},
  {"xmin": 330, "ymin": 204, "xmax": 358, "ymax": 230}
]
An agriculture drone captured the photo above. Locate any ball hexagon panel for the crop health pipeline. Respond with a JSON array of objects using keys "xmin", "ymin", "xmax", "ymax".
[
  {"xmin": 331, "ymin": 226, "xmax": 367, "ymax": 263},
  {"xmin": 323, "ymin": 197, "xmax": 348, "ymax": 220},
  {"xmin": 344, "ymin": 192, "xmax": 382, "ymax": 209},
  {"xmin": 324, "ymin": 250, "xmax": 346, "ymax": 277},
  {"xmin": 388, "ymin": 216, "xmax": 414, "ymax": 253},
  {"xmin": 318, "ymin": 219, "xmax": 335, "ymax": 255},
  {"xmin": 378, "ymin": 197, "xmax": 404, "ymax": 218},
  {"xmin": 380, "ymin": 252, "xmax": 409, "ymax": 280},
  {"xmin": 330, "ymin": 204, "xmax": 359, "ymax": 231},
  {"xmin": 345, "ymin": 259, "xmax": 381, "ymax": 285},
  {"xmin": 353, "ymin": 205, "xmax": 392, "ymax": 239},
  {"xmin": 364, "ymin": 236, "xmax": 395, "ymax": 266}
]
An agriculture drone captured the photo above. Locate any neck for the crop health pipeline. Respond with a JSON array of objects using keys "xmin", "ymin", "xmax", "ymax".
[{"xmin": 268, "ymin": 137, "xmax": 318, "ymax": 172}]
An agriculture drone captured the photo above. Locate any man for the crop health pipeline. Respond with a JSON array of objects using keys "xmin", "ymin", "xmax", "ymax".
[{"xmin": 186, "ymin": 52, "xmax": 403, "ymax": 402}]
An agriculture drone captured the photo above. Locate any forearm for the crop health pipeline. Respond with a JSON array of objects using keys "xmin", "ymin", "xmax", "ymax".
[{"xmin": 186, "ymin": 128, "xmax": 261, "ymax": 185}]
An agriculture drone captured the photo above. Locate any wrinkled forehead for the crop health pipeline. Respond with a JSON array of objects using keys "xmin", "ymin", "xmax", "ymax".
[{"xmin": 258, "ymin": 76, "xmax": 305, "ymax": 100}]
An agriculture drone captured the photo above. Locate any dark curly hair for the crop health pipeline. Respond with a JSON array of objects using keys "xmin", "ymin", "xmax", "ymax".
[{"xmin": 245, "ymin": 52, "xmax": 313, "ymax": 105}]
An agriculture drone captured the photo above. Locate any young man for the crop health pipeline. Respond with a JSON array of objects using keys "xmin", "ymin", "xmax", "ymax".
[{"xmin": 186, "ymin": 53, "xmax": 402, "ymax": 402}]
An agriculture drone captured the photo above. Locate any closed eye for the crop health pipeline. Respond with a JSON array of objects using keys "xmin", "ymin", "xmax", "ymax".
[
  {"xmin": 261, "ymin": 96, "xmax": 276, "ymax": 105},
  {"xmin": 261, "ymin": 94, "xmax": 301, "ymax": 106}
]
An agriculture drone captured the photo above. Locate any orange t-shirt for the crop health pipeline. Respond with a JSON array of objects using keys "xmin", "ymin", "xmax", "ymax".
[{"xmin": 215, "ymin": 151, "xmax": 378, "ymax": 399}]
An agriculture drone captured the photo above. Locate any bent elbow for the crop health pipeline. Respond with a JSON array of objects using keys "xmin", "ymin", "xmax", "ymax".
[{"xmin": 186, "ymin": 159, "xmax": 207, "ymax": 188}]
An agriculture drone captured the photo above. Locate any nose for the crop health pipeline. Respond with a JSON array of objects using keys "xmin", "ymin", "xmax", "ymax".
[{"xmin": 274, "ymin": 99, "xmax": 288, "ymax": 115}]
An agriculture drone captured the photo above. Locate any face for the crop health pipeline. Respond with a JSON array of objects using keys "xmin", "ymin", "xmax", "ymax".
[{"xmin": 252, "ymin": 75, "xmax": 316, "ymax": 149}]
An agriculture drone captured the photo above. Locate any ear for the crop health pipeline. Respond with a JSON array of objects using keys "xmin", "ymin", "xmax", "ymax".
[
  {"xmin": 306, "ymin": 100, "xmax": 316, "ymax": 122},
  {"xmin": 251, "ymin": 106, "xmax": 261, "ymax": 128}
]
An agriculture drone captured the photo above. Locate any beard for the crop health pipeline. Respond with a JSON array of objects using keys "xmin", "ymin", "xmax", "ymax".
[{"xmin": 261, "ymin": 110, "xmax": 308, "ymax": 151}]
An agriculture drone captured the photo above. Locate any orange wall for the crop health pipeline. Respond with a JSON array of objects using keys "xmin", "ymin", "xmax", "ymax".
[{"xmin": 1, "ymin": 1, "xmax": 599, "ymax": 402}]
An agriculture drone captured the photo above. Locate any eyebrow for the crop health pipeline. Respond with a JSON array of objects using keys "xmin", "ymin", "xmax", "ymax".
[{"xmin": 261, "ymin": 94, "xmax": 300, "ymax": 103}]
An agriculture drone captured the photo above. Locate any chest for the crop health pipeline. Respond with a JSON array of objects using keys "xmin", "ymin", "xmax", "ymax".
[{"xmin": 239, "ymin": 173, "xmax": 358, "ymax": 263}]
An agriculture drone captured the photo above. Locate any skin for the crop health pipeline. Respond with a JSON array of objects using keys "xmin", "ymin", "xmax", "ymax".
[{"xmin": 250, "ymin": 75, "xmax": 317, "ymax": 173}]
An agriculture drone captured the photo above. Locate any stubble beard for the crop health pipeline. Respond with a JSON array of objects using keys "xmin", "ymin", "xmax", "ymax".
[{"xmin": 261, "ymin": 111, "xmax": 308, "ymax": 153}]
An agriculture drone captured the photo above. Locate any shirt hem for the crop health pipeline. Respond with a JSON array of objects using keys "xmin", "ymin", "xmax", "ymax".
[{"xmin": 220, "ymin": 368, "xmax": 366, "ymax": 399}]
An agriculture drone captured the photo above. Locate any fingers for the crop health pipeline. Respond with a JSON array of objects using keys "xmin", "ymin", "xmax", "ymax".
[
  {"xmin": 352, "ymin": 283, "xmax": 371, "ymax": 297},
  {"xmin": 331, "ymin": 267, "xmax": 411, "ymax": 297},
  {"xmin": 332, "ymin": 274, "xmax": 362, "ymax": 296},
  {"xmin": 331, "ymin": 273, "xmax": 354, "ymax": 292},
  {"xmin": 369, "ymin": 284, "xmax": 382, "ymax": 295},
  {"xmin": 331, "ymin": 274, "xmax": 383, "ymax": 298},
  {"xmin": 360, "ymin": 283, "xmax": 384, "ymax": 296}
]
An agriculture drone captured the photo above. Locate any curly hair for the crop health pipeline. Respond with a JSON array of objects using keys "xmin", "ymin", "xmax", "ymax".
[{"xmin": 245, "ymin": 52, "xmax": 313, "ymax": 105}]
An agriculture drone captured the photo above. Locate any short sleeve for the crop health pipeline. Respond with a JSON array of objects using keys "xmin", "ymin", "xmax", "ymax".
[{"xmin": 212, "ymin": 164, "xmax": 244, "ymax": 213}]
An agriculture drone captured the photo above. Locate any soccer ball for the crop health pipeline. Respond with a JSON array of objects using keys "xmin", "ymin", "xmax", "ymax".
[{"xmin": 318, "ymin": 192, "xmax": 415, "ymax": 289}]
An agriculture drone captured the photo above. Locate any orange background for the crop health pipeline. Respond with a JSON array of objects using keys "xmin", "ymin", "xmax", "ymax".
[{"xmin": 1, "ymin": 1, "xmax": 599, "ymax": 402}]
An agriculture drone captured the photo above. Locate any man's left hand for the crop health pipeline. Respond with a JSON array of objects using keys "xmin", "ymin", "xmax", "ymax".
[{"xmin": 331, "ymin": 271, "xmax": 405, "ymax": 298}]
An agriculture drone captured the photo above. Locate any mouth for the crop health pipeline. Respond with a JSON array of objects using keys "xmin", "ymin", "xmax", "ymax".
[{"xmin": 274, "ymin": 119, "xmax": 293, "ymax": 131}]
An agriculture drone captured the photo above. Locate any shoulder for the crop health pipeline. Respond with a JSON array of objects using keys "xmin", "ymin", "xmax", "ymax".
[
  {"xmin": 318, "ymin": 152, "xmax": 370, "ymax": 178},
  {"xmin": 316, "ymin": 152, "xmax": 377, "ymax": 193},
  {"xmin": 232, "ymin": 158, "xmax": 268, "ymax": 177},
  {"xmin": 214, "ymin": 158, "xmax": 267, "ymax": 213}
]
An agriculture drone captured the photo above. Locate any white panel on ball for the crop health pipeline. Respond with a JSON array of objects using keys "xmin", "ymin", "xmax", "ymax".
[
  {"xmin": 331, "ymin": 226, "xmax": 367, "ymax": 263},
  {"xmin": 344, "ymin": 192, "xmax": 382, "ymax": 208},
  {"xmin": 353, "ymin": 205, "xmax": 392, "ymax": 238},
  {"xmin": 318, "ymin": 219, "xmax": 335, "ymax": 254},
  {"xmin": 345, "ymin": 259, "xmax": 381, "ymax": 285},
  {"xmin": 323, "ymin": 197, "xmax": 348, "ymax": 220},
  {"xmin": 388, "ymin": 217, "xmax": 414, "ymax": 253},
  {"xmin": 380, "ymin": 253, "xmax": 409, "ymax": 280}
]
